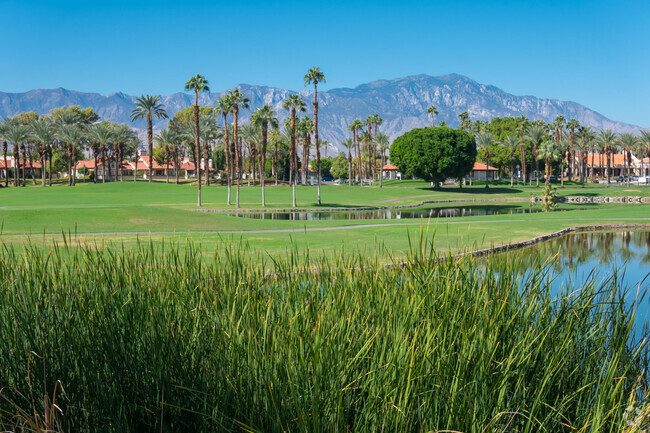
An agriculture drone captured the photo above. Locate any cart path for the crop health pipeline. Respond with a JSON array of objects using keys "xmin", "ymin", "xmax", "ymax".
[{"xmin": 3, "ymin": 218, "xmax": 650, "ymax": 237}]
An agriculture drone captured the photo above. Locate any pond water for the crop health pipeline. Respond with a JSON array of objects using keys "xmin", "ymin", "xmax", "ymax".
[
  {"xmin": 228, "ymin": 205, "xmax": 547, "ymax": 220},
  {"xmin": 504, "ymin": 230, "xmax": 650, "ymax": 333}
]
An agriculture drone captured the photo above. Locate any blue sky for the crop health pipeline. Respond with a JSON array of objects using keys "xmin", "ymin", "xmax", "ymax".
[{"xmin": 1, "ymin": 0, "xmax": 648, "ymax": 126}]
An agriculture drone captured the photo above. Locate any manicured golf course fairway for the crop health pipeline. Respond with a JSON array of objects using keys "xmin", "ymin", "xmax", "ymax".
[{"xmin": 2, "ymin": 181, "xmax": 649, "ymax": 262}]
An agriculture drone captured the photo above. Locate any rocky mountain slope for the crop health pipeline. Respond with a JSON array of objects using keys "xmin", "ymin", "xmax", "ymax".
[{"xmin": 0, "ymin": 74, "xmax": 641, "ymax": 153}]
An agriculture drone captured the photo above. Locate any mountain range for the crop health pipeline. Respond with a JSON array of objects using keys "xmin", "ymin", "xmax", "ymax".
[{"xmin": 0, "ymin": 74, "xmax": 642, "ymax": 153}]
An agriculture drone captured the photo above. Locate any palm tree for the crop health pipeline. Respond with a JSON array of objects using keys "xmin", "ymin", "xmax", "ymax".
[
  {"xmin": 525, "ymin": 124, "xmax": 547, "ymax": 187},
  {"xmin": 0, "ymin": 120, "xmax": 10, "ymax": 187},
  {"xmin": 156, "ymin": 128, "xmax": 179, "ymax": 184},
  {"xmin": 269, "ymin": 129, "xmax": 282, "ymax": 185},
  {"xmin": 282, "ymin": 94, "xmax": 306, "ymax": 207},
  {"xmin": 341, "ymin": 138, "xmax": 354, "ymax": 183},
  {"xmin": 84, "ymin": 123, "xmax": 111, "ymax": 183},
  {"xmin": 112, "ymin": 124, "xmax": 135, "ymax": 182},
  {"xmin": 130, "ymin": 95, "xmax": 168, "ymax": 183},
  {"xmin": 537, "ymin": 139, "xmax": 561, "ymax": 186},
  {"xmin": 637, "ymin": 130, "xmax": 650, "ymax": 179},
  {"xmin": 251, "ymin": 105, "xmax": 279, "ymax": 207},
  {"xmin": 305, "ymin": 67, "xmax": 326, "ymax": 205},
  {"xmin": 458, "ymin": 111, "xmax": 470, "ymax": 130},
  {"xmin": 426, "ymin": 105, "xmax": 439, "ymax": 126},
  {"xmin": 30, "ymin": 119, "xmax": 56, "ymax": 186},
  {"xmin": 359, "ymin": 129, "xmax": 372, "ymax": 182},
  {"xmin": 476, "ymin": 131, "xmax": 497, "ymax": 188},
  {"xmin": 557, "ymin": 132, "xmax": 570, "ymax": 188},
  {"xmin": 348, "ymin": 119, "xmax": 364, "ymax": 181},
  {"xmin": 516, "ymin": 116, "xmax": 528, "ymax": 183},
  {"xmin": 596, "ymin": 129, "xmax": 617, "ymax": 185},
  {"xmin": 215, "ymin": 95, "xmax": 234, "ymax": 204},
  {"xmin": 617, "ymin": 133, "xmax": 637, "ymax": 186},
  {"xmin": 375, "ymin": 132, "xmax": 390, "ymax": 188},
  {"xmin": 298, "ymin": 116, "xmax": 314, "ymax": 185},
  {"xmin": 5, "ymin": 123, "xmax": 28, "ymax": 187},
  {"xmin": 184, "ymin": 75, "xmax": 210, "ymax": 207},
  {"xmin": 227, "ymin": 89, "xmax": 249, "ymax": 208},
  {"xmin": 130, "ymin": 135, "xmax": 142, "ymax": 182},
  {"xmin": 566, "ymin": 118, "xmax": 580, "ymax": 181},
  {"xmin": 574, "ymin": 133, "xmax": 590, "ymax": 188},
  {"xmin": 501, "ymin": 135, "xmax": 519, "ymax": 187}
]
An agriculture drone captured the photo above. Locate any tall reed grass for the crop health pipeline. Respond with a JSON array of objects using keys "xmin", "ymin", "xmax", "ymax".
[{"xmin": 0, "ymin": 235, "xmax": 648, "ymax": 432}]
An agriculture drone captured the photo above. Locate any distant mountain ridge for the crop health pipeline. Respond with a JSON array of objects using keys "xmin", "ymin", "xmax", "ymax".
[{"xmin": 0, "ymin": 74, "xmax": 642, "ymax": 153}]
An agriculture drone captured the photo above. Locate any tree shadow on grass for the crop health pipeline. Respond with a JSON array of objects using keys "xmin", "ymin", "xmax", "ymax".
[{"xmin": 414, "ymin": 186, "xmax": 526, "ymax": 195}]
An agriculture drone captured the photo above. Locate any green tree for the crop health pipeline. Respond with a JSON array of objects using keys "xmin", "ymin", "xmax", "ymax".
[
  {"xmin": 500, "ymin": 134, "xmax": 519, "ymax": 187},
  {"xmin": 390, "ymin": 127, "xmax": 476, "ymax": 188},
  {"xmin": 112, "ymin": 124, "xmax": 136, "ymax": 182},
  {"xmin": 458, "ymin": 111, "xmax": 470, "ymax": 130},
  {"xmin": 4, "ymin": 123, "xmax": 28, "ymax": 186},
  {"xmin": 330, "ymin": 152, "xmax": 349, "ymax": 180},
  {"xmin": 595, "ymin": 129, "xmax": 617, "ymax": 185},
  {"xmin": 84, "ymin": 123, "xmax": 111, "ymax": 183},
  {"xmin": 617, "ymin": 133, "xmax": 637, "ymax": 186},
  {"xmin": 305, "ymin": 67, "xmax": 326, "ymax": 205},
  {"xmin": 566, "ymin": 118, "xmax": 580, "ymax": 181},
  {"xmin": 537, "ymin": 139, "xmax": 561, "ymax": 186},
  {"xmin": 348, "ymin": 119, "xmax": 364, "ymax": 181},
  {"xmin": 184, "ymin": 75, "xmax": 210, "ymax": 206},
  {"xmin": 525, "ymin": 124, "xmax": 547, "ymax": 187},
  {"xmin": 130, "ymin": 95, "xmax": 168, "ymax": 183},
  {"xmin": 426, "ymin": 105, "xmax": 439, "ymax": 127},
  {"xmin": 0, "ymin": 120, "xmax": 12, "ymax": 187},
  {"xmin": 375, "ymin": 132, "xmax": 390, "ymax": 187},
  {"xmin": 155, "ymin": 128, "xmax": 181, "ymax": 184},
  {"xmin": 635, "ymin": 130, "xmax": 650, "ymax": 179},
  {"xmin": 215, "ymin": 95, "xmax": 234, "ymax": 204},
  {"xmin": 251, "ymin": 105, "xmax": 279, "ymax": 207},
  {"xmin": 227, "ymin": 89, "xmax": 249, "ymax": 208},
  {"xmin": 29, "ymin": 119, "xmax": 56, "ymax": 186},
  {"xmin": 476, "ymin": 131, "xmax": 497, "ymax": 189},
  {"xmin": 282, "ymin": 94, "xmax": 306, "ymax": 207},
  {"xmin": 574, "ymin": 133, "xmax": 590, "ymax": 187},
  {"xmin": 341, "ymin": 138, "xmax": 354, "ymax": 182}
]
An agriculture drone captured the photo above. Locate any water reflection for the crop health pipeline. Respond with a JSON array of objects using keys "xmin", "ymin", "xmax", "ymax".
[{"xmin": 229, "ymin": 205, "xmax": 546, "ymax": 221}]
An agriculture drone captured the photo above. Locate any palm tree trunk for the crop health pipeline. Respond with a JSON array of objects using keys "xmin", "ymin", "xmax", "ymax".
[
  {"xmin": 606, "ymin": 150, "xmax": 611, "ymax": 185},
  {"xmin": 2, "ymin": 142, "xmax": 7, "ymax": 187},
  {"xmin": 534, "ymin": 148, "xmax": 539, "ymax": 187},
  {"xmin": 485, "ymin": 153, "xmax": 490, "ymax": 189},
  {"xmin": 560, "ymin": 158, "xmax": 565, "ymax": 188},
  {"xmin": 313, "ymin": 94, "xmax": 322, "ymax": 205},
  {"xmin": 380, "ymin": 149, "xmax": 384, "ymax": 188},
  {"xmin": 41, "ymin": 148, "xmax": 46, "ymax": 187},
  {"xmin": 133, "ymin": 156, "xmax": 138, "ymax": 182},
  {"xmin": 222, "ymin": 113, "xmax": 231, "ymax": 205},
  {"xmin": 21, "ymin": 145, "xmax": 26, "ymax": 187},
  {"xmin": 274, "ymin": 142, "xmax": 278, "ymax": 186},
  {"xmin": 627, "ymin": 150, "xmax": 631, "ymax": 186},
  {"xmin": 510, "ymin": 153, "xmax": 514, "ymax": 187},
  {"xmin": 48, "ymin": 146, "xmax": 52, "ymax": 186},
  {"xmin": 147, "ymin": 112, "xmax": 153, "ymax": 183},
  {"xmin": 194, "ymin": 94, "xmax": 202, "ymax": 207},
  {"xmin": 233, "ymin": 104, "xmax": 240, "ymax": 209}
]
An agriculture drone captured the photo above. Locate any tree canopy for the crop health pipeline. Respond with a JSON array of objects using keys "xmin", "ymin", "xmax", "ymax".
[{"xmin": 389, "ymin": 126, "xmax": 476, "ymax": 186}]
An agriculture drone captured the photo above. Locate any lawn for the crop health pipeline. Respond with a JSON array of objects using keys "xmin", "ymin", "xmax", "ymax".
[{"xmin": 2, "ymin": 181, "xmax": 649, "ymax": 263}]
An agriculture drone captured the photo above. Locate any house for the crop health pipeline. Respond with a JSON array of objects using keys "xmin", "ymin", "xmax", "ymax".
[
  {"xmin": 1, "ymin": 156, "xmax": 45, "ymax": 179},
  {"xmin": 574, "ymin": 153, "xmax": 649, "ymax": 177},
  {"xmin": 377, "ymin": 164, "xmax": 401, "ymax": 180},
  {"xmin": 469, "ymin": 162, "xmax": 498, "ymax": 180}
]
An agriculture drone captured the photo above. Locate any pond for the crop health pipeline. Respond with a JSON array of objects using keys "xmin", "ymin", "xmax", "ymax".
[
  {"xmin": 503, "ymin": 230, "xmax": 650, "ymax": 334},
  {"xmin": 228, "ymin": 204, "xmax": 547, "ymax": 220}
]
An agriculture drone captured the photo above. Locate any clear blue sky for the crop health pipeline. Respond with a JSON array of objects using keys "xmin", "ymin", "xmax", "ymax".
[{"xmin": 1, "ymin": 0, "xmax": 648, "ymax": 126}]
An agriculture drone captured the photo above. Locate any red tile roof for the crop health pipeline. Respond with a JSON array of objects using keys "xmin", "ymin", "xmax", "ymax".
[
  {"xmin": 473, "ymin": 162, "xmax": 498, "ymax": 171},
  {"xmin": 377, "ymin": 164, "xmax": 399, "ymax": 171},
  {"xmin": 0, "ymin": 159, "xmax": 12, "ymax": 169}
]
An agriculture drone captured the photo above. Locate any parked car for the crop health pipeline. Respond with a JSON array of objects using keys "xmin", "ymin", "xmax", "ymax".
[
  {"xmin": 322, "ymin": 177, "xmax": 333, "ymax": 182},
  {"xmin": 638, "ymin": 176, "xmax": 649, "ymax": 184}
]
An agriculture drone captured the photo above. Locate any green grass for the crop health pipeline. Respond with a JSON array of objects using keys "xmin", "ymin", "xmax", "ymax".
[{"xmin": 0, "ymin": 239, "xmax": 647, "ymax": 432}]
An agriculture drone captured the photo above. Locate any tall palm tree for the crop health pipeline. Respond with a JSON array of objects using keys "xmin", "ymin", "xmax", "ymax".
[
  {"xmin": 53, "ymin": 111, "xmax": 81, "ymax": 185},
  {"xmin": 566, "ymin": 118, "xmax": 580, "ymax": 181},
  {"xmin": 84, "ymin": 123, "xmax": 111, "ymax": 183},
  {"xmin": 557, "ymin": 132, "xmax": 570, "ymax": 188},
  {"xmin": 537, "ymin": 139, "xmax": 561, "ymax": 186},
  {"xmin": 426, "ymin": 105, "xmax": 439, "ymax": 126},
  {"xmin": 476, "ymin": 131, "xmax": 497, "ymax": 189},
  {"xmin": 596, "ymin": 129, "xmax": 617, "ymax": 185},
  {"xmin": 501, "ymin": 134, "xmax": 519, "ymax": 187},
  {"xmin": 112, "ymin": 124, "xmax": 135, "ymax": 182},
  {"xmin": 525, "ymin": 124, "xmax": 547, "ymax": 187},
  {"xmin": 30, "ymin": 119, "xmax": 56, "ymax": 186},
  {"xmin": 0, "ymin": 120, "xmax": 10, "ymax": 187},
  {"xmin": 282, "ymin": 94, "xmax": 306, "ymax": 207},
  {"xmin": 458, "ymin": 111, "xmax": 470, "ymax": 130},
  {"xmin": 375, "ymin": 132, "xmax": 390, "ymax": 188},
  {"xmin": 251, "ymin": 105, "xmax": 279, "ymax": 207},
  {"xmin": 359, "ymin": 129, "xmax": 372, "ymax": 182},
  {"xmin": 305, "ymin": 67, "xmax": 326, "ymax": 205},
  {"xmin": 130, "ymin": 95, "xmax": 168, "ymax": 183},
  {"xmin": 617, "ymin": 133, "xmax": 637, "ymax": 186},
  {"xmin": 184, "ymin": 75, "xmax": 210, "ymax": 206},
  {"xmin": 637, "ymin": 130, "xmax": 650, "ymax": 179},
  {"xmin": 348, "ymin": 119, "xmax": 364, "ymax": 181},
  {"xmin": 4, "ymin": 123, "xmax": 28, "ymax": 187},
  {"xmin": 341, "ymin": 138, "xmax": 354, "ymax": 184},
  {"xmin": 269, "ymin": 129, "xmax": 282, "ymax": 185},
  {"xmin": 227, "ymin": 89, "xmax": 249, "ymax": 208},
  {"xmin": 298, "ymin": 116, "xmax": 314, "ymax": 185},
  {"xmin": 574, "ymin": 133, "xmax": 590, "ymax": 187},
  {"xmin": 215, "ymin": 95, "xmax": 234, "ymax": 204},
  {"xmin": 516, "ymin": 116, "xmax": 528, "ymax": 183},
  {"xmin": 156, "ymin": 128, "xmax": 179, "ymax": 184},
  {"xmin": 62, "ymin": 123, "xmax": 88, "ymax": 185}
]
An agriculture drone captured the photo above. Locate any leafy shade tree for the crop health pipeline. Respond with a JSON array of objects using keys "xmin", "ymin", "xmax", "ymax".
[
  {"xmin": 500, "ymin": 134, "xmax": 519, "ymax": 187},
  {"xmin": 390, "ymin": 127, "xmax": 476, "ymax": 188},
  {"xmin": 251, "ymin": 105, "xmax": 279, "ymax": 207},
  {"xmin": 426, "ymin": 105, "xmax": 439, "ymax": 126},
  {"xmin": 184, "ymin": 75, "xmax": 210, "ymax": 206},
  {"xmin": 227, "ymin": 89, "xmax": 250, "ymax": 208},
  {"xmin": 130, "ymin": 95, "xmax": 168, "ymax": 183},
  {"xmin": 305, "ymin": 67, "xmax": 326, "ymax": 205},
  {"xmin": 282, "ymin": 94, "xmax": 306, "ymax": 207},
  {"xmin": 476, "ymin": 131, "xmax": 497, "ymax": 189}
]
